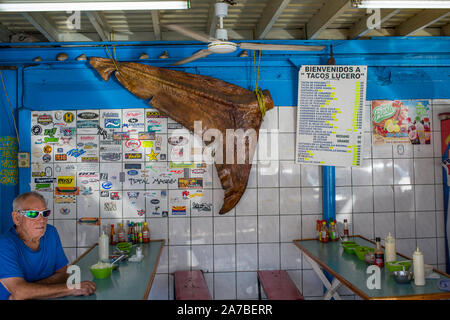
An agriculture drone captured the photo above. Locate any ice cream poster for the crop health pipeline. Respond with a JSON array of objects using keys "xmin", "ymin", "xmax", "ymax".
[{"xmin": 372, "ymin": 100, "xmax": 431, "ymax": 145}]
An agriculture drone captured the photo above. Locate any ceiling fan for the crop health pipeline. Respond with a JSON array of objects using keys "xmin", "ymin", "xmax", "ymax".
[{"xmin": 165, "ymin": 0, "xmax": 326, "ymax": 66}]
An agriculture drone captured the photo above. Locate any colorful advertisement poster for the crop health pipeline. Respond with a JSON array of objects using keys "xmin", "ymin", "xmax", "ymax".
[
  {"xmin": 372, "ymin": 100, "xmax": 431, "ymax": 145},
  {"xmin": 439, "ymin": 113, "xmax": 450, "ymax": 274}
]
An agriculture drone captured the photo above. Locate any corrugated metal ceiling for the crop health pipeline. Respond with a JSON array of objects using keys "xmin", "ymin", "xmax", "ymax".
[{"xmin": 0, "ymin": 0, "xmax": 449, "ymax": 43}]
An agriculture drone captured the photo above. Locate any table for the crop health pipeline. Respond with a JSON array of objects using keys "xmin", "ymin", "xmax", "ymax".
[
  {"xmin": 293, "ymin": 236, "xmax": 450, "ymax": 300},
  {"xmin": 59, "ymin": 239, "xmax": 164, "ymax": 300}
]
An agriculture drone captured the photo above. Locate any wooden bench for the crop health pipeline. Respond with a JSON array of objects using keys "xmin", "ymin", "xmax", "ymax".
[
  {"xmin": 257, "ymin": 270, "xmax": 304, "ymax": 300},
  {"xmin": 174, "ymin": 270, "xmax": 211, "ymax": 300}
]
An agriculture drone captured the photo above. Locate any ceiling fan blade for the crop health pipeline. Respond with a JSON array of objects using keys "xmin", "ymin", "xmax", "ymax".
[
  {"xmin": 238, "ymin": 43, "xmax": 326, "ymax": 52},
  {"xmin": 164, "ymin": 24, "xmax": 215, "ymax": 43},
  {"xmin": 170, "ymin": 49, "xmax": 213, "ymax": 66}
]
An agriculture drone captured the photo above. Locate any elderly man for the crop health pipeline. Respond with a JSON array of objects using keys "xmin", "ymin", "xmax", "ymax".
[{"xmin": 0, "ymin": 191, "xmax": 96, "ymax": 300}]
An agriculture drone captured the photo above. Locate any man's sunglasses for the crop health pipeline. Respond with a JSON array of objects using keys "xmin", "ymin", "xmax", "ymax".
[{"xmin": 17, "ymin": 209, "xmax": 51, "ymax": 219}]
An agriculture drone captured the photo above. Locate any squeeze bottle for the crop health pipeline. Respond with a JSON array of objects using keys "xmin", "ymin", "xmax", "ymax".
[
  {"xmin": 99, "ymin": 230, "xmax": 109, "ymax": 262},
  {"xmin": 413, "ymin": 247, "xmax": 425, "ymax": 286},
  {"xmin": 384, "ymin": 233, "xmax": 396, "ymax": 263}
]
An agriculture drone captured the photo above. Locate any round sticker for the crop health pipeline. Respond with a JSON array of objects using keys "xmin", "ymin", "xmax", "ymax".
[
  {"xmin": 31, "ymin": 125, "xmax": 42, "ymax": 135},
  {"xmin": 43, "ymin": 145, "xmax": 52, "ymax": 154},
  {"xmin": 63, "ymin": 112, "xmax": 74, "ymax": 123},
  {"xmin": 54, "ymin": 112, "xmax": 63, "ymax": 120},
  {"xmin": 42, "ymin": 154, "xmax": 51, "ymax": 162},
  {"xmin": 60, "ymin": 208, "xmax": 70, "ymax": 215}
]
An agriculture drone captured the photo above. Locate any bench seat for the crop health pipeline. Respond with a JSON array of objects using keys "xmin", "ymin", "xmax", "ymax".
[
  {"xmin": 174, "ymin": 270, "xmax": 211, "ymax": 300},
  {"xmin": 257, "ymin": 270, "xmax": 304, "ymax": 300}
]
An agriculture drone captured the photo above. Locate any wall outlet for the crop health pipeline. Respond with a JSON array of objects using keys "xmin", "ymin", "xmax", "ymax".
[{"xmin": 18, "ymin": 152, "xmax": 30, "ymax": 168}]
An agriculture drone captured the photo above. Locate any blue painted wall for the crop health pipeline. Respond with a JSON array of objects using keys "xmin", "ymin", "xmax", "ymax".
[
  {"xmin": 1, "ymin": 37, "xmax": 450, "ymax": 233},
  {"xmin": 0, "ymin": 69, "xmax": 18, "ymax": 233}
]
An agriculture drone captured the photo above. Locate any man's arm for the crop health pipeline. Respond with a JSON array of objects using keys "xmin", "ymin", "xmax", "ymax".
[
  {"xmin": 34, "ymin": 265, "xmax": 69, "ymax": 285},
  {"xmin": 0, "ymin": 277, "xmax": 96, "ymax": 300}
]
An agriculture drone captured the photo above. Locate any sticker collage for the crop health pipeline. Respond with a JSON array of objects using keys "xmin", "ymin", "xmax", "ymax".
[{"xmin": 30, "ymin": 109, "xmax": 215, "ymax": 222}]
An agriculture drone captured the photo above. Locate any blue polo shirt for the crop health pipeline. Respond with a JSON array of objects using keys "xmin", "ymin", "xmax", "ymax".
[{"xmin": 0, "ymin": 224, "xmax": 68, "ymax": 300}]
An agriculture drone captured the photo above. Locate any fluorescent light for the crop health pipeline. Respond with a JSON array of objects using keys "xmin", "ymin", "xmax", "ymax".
[
  {"xmin": 0, "ymin": 1, "xmax": 191, "ymax": 12},
  {"xmin": 352, "ymin": 0, "xmax": 450, "ymax": 8}
]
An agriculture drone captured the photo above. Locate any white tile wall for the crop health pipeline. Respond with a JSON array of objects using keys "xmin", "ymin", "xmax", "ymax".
[{"xmin": 41, "ymin": 101, "xmax": 449, "ymax": 300}]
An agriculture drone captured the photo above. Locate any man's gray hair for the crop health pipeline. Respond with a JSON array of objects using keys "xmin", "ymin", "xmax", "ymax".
[{"xmin": 12, "ymin": 191, "xmax": 47, "ymax": 212}]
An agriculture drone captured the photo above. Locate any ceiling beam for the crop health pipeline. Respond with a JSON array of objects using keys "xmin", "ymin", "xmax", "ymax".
[
  {"xmin": 396, "ymin": 9, "xmax": 450, "ymax": 36},
  {"xmin": 22, "ymin": 12, "xmax": 59, "ymax": 42},
  {"xmin": 85, "ymin": 11, "xmax": 110, "ymax": 41},
  {"xmin": 306, "ymin": 0, "xmax": 351, "ymax": 40},
  {"xmin": 0, "ymin": 23, "xmax": 11, "ymax": 42},
  {"xmin": 349, "ymin": 9, "xmax": 400, "ymax": 39},
  {"xmin": 206, "ymin": 0, "xmax": 217, "ymax": 38},
  {"xmin": 443, "ymin": 23, "xmax": 450, "ymax": 36},
  {"xmin": 255, "ymin": 0, "xmax": 291, "ymax": 40},
  {"xmin": 151, "ymin": 10, "xmax": 161, "ymax": 40}
]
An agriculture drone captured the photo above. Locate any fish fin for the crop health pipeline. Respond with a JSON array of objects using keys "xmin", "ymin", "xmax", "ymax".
[
  {"xmin": 216, "ymin": 163, "xmax": 251, "ymax": 214},
  {"xmin": 89, "ymin": 57, "xmax": 117, "ymax": 81}
]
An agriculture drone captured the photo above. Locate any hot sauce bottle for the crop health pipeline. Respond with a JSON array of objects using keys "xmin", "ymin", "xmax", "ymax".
[
  {"xmin": 320, "ymin": 221, "xmax": 329, "ymax": 243},
  {"xmin": 110, "ymin": 224, "xmax": 117, "ymax": 245},
  {"xmin": 375, "ymin": 237, "xmax": 385, "ymax": 268}
]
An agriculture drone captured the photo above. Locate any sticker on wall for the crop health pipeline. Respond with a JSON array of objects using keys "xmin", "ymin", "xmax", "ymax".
[
  {"xmin": 0, "ymin": 136, "xmax": 18, "ymax": 186},
  {"xmin": 110, "ymin": 192, "xmax": 120, "ymax": 200},
  {"xmin": 63, "ymin": 112, "xmax": 75, "ymax": 124},
  {"xmin": 139, "ymin": 132, "xmax": 155, "ymax": 140},
  {"xmin": 372, "ymin": 100, "xmax": 431, "ymax": 145},
  {"xmin": 123, "ymin": 109, "xmax": 145, "ymax": 133},
  {"xmin": 171, "ymin": 205, "xmax": 186, "ymax": 215},
  {"xmin": 146, "ymin": 109, "xmax": 167, "ymax": 133},
  {"xmin": 77, "ymin": 110, "xmax": 99, "ymax": 134},
  {"xmin": 104, "ymin": 202, "xmax": 117, "ymax": 211},
  {"xmin": 146, "ymin": 149, "xmax": 159, "ymax": 161},
  {"xmin": 56, "ymin": 176, "xmax": 75, "ymax": 188},
  {"xmin": 169, "ymin": 162, "xmax": 195, "ymax": 169},
  {"xmin": 59, "ymin": 207, "xmax": 71, "ymax": 215},
  {"xmin": 32, "ymin": 125, "xmax": 42, "ymax": 135},
  {"xmin": 55, "ymin": 187, "xmax": 79, "ymax": 195},
  {"xmin": 54, "ymin": 195, "xmax": 76, "ymax": 204},
  {"xmin": 192, "ymin": 202, "xmax": 212, "ymax": 212},
  {"xmin": 178, "ymin": 178, "xmax": 203, "ymax": 189},
  {"xmin": 37, "ymin": 114, "xmax": 53, "ymax": 126}
]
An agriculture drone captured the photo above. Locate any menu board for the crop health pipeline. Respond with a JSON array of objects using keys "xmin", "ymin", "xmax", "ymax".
[{"xmin": 295, "ymin": 65, "xmax": 367, "ymax": 167}]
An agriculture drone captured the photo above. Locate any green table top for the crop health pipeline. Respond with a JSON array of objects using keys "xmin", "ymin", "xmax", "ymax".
[
  {"xmin": 294, "ymin": 236, "xmax": 450, "ymax": 300},
  {"xmin": 59, "ymin": 240, "xmax": 164, "ymax": 300}
]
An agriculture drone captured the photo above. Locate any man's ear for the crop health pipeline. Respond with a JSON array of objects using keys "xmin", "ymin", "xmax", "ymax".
[{"xmin": 11, "ymin": 212, "xmax": 21, "ymax": 226}]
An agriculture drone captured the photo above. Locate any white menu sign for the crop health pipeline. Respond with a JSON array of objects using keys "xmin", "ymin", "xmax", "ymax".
[{"xmin": 295, "ymin": 65, "xmax": 367, "ymax": 167}]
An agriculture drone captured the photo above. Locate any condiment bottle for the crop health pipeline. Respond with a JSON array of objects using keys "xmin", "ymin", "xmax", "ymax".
[
  {"xmin": 138, "ymin": 222, "xmax": 143, "ymax": 244},
  {"xmin": 329, "ymin": 221, "xmax": 338, "ymax": 241},
  {"xmin": 118, "ymin": 223, "xmax": 126, "ymax": 243},
  {"xmin": 99, "ymin": 228, "xmax": 109, "ymax": 262},
  {"xmin": 109, "ymin": 224, "xmax": 117, "ymax": 245},
  {"xmin": 374, "ymin": 237, "xmax": 384, "ymax": 268},
  {"xmin": 142, "ymin": 222, "xmax": 150, "ymax": 243},
  {"xmin": 343, "ymin": 219, "xmax": 349, "ymax": 241},
  {"xmin": 320, "ymin": 221, "xmax": 329, "ymax": 243},
  {"xmin": 316, "ymin": 220, "xmax": 322, "ymax": 240},
  {"xmin": 130, "ymin": 222, "xmax": 135, "ymax": 244},
  {"xmin": 384, "ymin": 232, "xmax": 396, "ymax": 262},
  {"xmin": 413, "ymin": 247, "xmax": 425, "ymax": 286}
]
